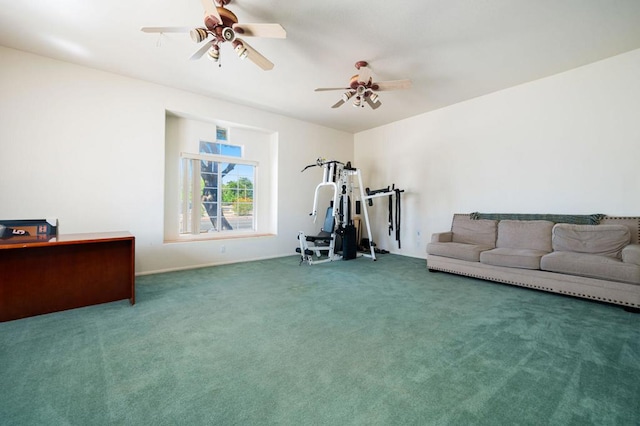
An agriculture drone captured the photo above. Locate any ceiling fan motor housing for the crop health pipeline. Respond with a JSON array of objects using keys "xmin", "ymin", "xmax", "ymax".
[
  {"xmin": 216, "ymin": 7, "xmax": 239, "ymax": 27},
  {"xmin": 204, "ymin": 6, "xmax": 238, "ymax": 32}
]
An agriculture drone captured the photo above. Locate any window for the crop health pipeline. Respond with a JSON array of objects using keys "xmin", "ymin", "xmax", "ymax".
[
  {"xmin": 179, "ymin": 128, "xmax": 257, "ymax": 236},
  {"xmin": 164, "ymin": 113, "xmax": 276, "ymax": 242}
]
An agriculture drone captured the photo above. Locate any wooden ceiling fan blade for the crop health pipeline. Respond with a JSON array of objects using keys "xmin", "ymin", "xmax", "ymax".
[
  {"xmin": 190, "ymin": 42, "xmax": 212, "ymax": 60},
  {"xmin": 373, "ymin": 79, "xmax": 412, "ymax": 91},
  {"xmin": 141, "ymin": 26, "xmax": 191, "ymax": 33},
  {"xmin": 233, "ymin": 23, "xmax": 286, "ymax": 39},
  {"xmin": 237, "ymin": 39, "xmax": 274, "ymax": 70},
  {"xmin": 314, "ymin": 87, "xmax": 350, "ymax": 92},
  {"xmin": 331, "ymin": 99, "xmax": 346, "ymax": 109},
  {"xmin": 200, "ymin": 0, "xmax": 222, "ymax": 24},
  {"xmin": 365, "ymin": 96, "xmax": 382, "ymax": 110}
]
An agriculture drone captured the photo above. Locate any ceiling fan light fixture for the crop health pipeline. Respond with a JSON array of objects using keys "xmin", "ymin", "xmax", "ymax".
[
  {"xmin": 222, "ymin": 27, "xmax": 235, "ymax": 42},
  {"xmin": 190, "ymin": 28, "xmax": 208, "ymax": 43},
  {"xmin": 234, "ymin": 43, "xmax": 248, "ymax": 59},
  {"xmin": 342, "ymin": 91, "xmax": 354, "ymax": 102},
  {"xmin": 207, "ymin": 45, "xmax": 220, "ymax": 61},
  {"xmin": 353, "ymin": 96, "xmax": 362, "ymax": 107}
]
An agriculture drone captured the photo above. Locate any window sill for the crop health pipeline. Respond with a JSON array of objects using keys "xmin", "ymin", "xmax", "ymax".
[{"xmin": 164, "ymin": 232, "xmax": 275, "ymax": 244}]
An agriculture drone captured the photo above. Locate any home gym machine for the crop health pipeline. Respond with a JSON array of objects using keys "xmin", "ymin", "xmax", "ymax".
[{"xmin": 296, "ymin": 158, "xmax": 404, "ymax": 265}]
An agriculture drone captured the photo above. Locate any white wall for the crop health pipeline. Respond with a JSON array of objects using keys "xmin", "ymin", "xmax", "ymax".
[
  {"xmin": 0, "ymin": 46, "xmax": 353, "ymax": 274},
  {"xmin": 354, "ymin": 48, "xmax": 640, "ymax": 259}
]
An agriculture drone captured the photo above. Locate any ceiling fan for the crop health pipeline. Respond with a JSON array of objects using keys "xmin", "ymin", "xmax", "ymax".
[
  {"xmin": 315, "ymin": 61, "xmax": 412, "ymax": 109},
  {"xmin": 141, "ymin": 0, "xmax": 286, "ymax": 70}
]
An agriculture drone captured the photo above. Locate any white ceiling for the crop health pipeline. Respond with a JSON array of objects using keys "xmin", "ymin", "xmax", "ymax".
[{"xmin": 1, "ymin": 0, "xmax": 640, "ymax": 133}]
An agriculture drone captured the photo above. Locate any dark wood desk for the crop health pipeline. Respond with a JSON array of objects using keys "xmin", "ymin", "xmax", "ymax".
[{"xmin": 0, "ymin": 232, "xmax": 135, "ymax": 322}]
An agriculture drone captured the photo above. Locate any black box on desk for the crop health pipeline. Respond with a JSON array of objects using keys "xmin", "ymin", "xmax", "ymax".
[{"xmin": 0, "ymin": 219, "xmax": 58, "ymax": 243}]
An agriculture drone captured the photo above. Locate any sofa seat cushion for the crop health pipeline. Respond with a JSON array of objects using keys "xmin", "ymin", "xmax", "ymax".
[
  {"xmin": 552, "ymin": 224, "xmax": 630, "ymax": 258},
  {"xmin": 541, "ymin": 251, "xmax": 640, "ymax": 285},
  {"xmin": 496, "ymin": 220, "xmax": 554, "ymax": 252},
  {"xmin": 480, "ymin": 248, "xmax": 547, "ymax": 270},
  {"xmin": 427, "ymin": 242, "xmax": 492, "ymax": 262}
]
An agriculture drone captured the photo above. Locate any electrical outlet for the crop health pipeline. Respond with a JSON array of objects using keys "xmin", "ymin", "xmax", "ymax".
[{"xmin": 220, "ymin": 245, "xmax": 226, "ymax": 253}]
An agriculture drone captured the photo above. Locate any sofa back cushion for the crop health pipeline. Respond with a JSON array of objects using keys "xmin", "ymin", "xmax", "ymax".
[
  {"xmin": 552, "ymin": 224, "xmax": 630, "ymax": 258},
  {"xmin": 497, "ymin": 220, "xmax": 554, "ymax": 252},
  {"xmin": 451, "ymin": 216, "xmax": 498, "ymax": 247}
]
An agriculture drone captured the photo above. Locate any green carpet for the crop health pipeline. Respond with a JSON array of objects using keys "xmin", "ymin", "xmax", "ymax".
[{"xmin": 1, "ymin": 255, "xmax": 638, "ymax": 425}]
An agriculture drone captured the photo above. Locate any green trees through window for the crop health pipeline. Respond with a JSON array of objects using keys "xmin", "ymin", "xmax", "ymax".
[{"xmin": 222, "ymin": 176, "xmax": 254, "ymax": 216}]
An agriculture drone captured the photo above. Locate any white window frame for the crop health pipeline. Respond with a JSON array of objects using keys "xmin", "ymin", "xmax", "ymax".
[{"xmin": 180, "ymin": 152, "xmax": 258, "ymax": 236}]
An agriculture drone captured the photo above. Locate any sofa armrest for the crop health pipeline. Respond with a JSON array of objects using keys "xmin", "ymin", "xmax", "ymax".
[
  {"xmin": 431, "ymin": 232, "xmax": 453, "ymax": 243},
  {"xmin": 622, "ymin": 244, "xmax": 640, "ymax": 266}
]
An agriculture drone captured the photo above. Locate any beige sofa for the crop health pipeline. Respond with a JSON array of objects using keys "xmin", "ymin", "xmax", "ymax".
[{"xmin": 426, "ymin": 214, "xmax": 640, "ymax": 309}]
